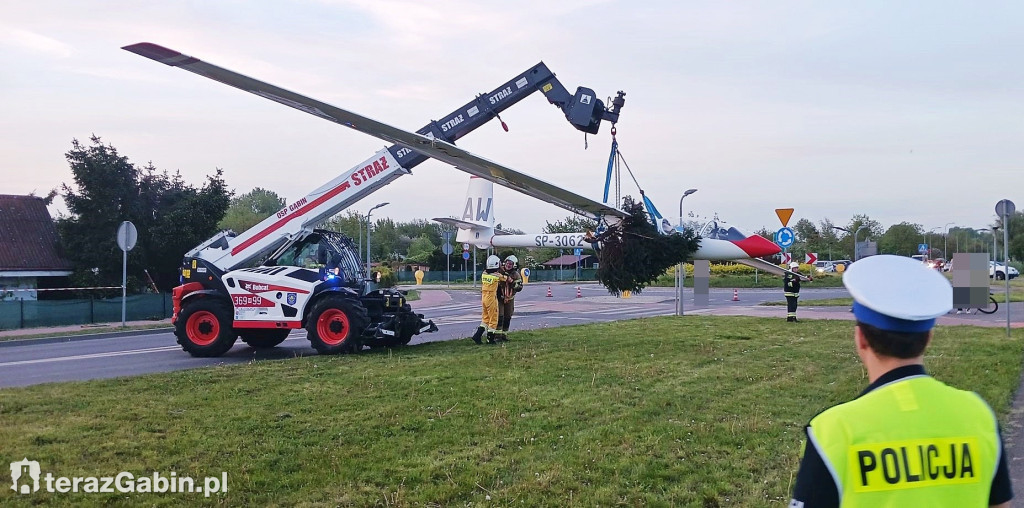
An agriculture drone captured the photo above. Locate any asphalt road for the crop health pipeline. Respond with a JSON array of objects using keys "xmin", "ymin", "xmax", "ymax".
[{"xmin": 0, "ymin": 284, "xmax": 850, "ymax": 388}]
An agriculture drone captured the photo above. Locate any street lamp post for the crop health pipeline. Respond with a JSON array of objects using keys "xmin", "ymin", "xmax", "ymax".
[
  {"xmin": 926, "ymin": 227, "xmax": 939, "ymax": 259},
  {"xmin": 853, "ymin": 225, "xmax": 868, "ymax": 261},
  {"xmin": 992, "ymin": 226, "xmax": 1000, "ymax": 261},
  {"xmin": 832, "ymin": 225, "xmax": 868, "ymax": 261},
  {"xmin": 943, "ymin": 222, "xmax": 955, "ymax": 259},
  {"xmin": 677, "ymin": 189, "xmax": 697, "ymax": 316},
  {"xmin": 365, "ymin": 202, "xmax": 389, "ymax": 279}
]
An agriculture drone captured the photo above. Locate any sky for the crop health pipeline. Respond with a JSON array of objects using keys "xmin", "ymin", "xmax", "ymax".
[{"xmin": 2, "ymin": 1, "xmax": 1023, "ymax": 239}]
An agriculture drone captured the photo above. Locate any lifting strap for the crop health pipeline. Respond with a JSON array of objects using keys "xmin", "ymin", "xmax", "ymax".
[{"xmin": 603, "ymin": 129, "xmax": 666, "ymax": 231}]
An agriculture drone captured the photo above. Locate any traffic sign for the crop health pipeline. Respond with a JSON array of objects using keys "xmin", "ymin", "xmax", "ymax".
[
  {"xmin": 574, "ymin": 248, "xmax": 582, "ymax": 256},
  {"xmin": 523, "ymin": 268, "xmax": 531, "ymax": 278},
  {"xmin": 116, "ymin": 221, "xmax": 138, "ymax": 252},
  {"xmin": 462, "ymin": 251, "xmax": 470, "ymax": 260},
  {"xmin": 781, "ymin": 252, "xmax": 792, "ymax": 265},
  {"xmin": 805, "ymin": 253, "xmax": 817, "ymax": 264},
  {"xmin": 775, "ymin": 208, "xmax": 794, "ymax": 227},
  {"xmin": 441, "ymin": 243, "xmax": 453, "ymax": 255},
  {"xmin": 918, "ymin": 243, "xmax": 928, "ymax": 254},
  {"xmin": 775, "ymin": 227, "xmax": 795, "ymax": 248},
  {"xmin": 996, "ymin": 199, "xmax": 1016, "ymax": 217}
]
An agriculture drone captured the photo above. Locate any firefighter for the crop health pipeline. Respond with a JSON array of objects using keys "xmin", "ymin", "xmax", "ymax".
[
  {"xmin": 789, "ymin": 255, "xmax": 1012, "ymax": 506},
  {"xmin": 784, "ymin": 261, "xmax": 806, "ymax": 322},
  {"xmin": 471, "ymin": 255, "xmax": 506, "ymax": 345},
  {"xmin": 495, "ymin": 255, "xmax": 524, "ymax": 342}
]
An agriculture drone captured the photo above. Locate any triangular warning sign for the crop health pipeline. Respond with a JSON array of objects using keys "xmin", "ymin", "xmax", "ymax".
[{"xmin": 775, "ymin": 208, "xmax": 794, "ymax": 227}]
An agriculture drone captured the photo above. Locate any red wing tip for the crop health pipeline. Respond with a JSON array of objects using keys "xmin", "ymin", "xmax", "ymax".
[{"xmin": 733, "ymin": 235, "xmax": 781, "ymax": 257}]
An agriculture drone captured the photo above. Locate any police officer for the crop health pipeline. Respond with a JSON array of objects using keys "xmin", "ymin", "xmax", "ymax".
[
  {"xmin": 784, "ymin": 261, "xmax": 805, "ymax": 322},
  {"xmin": 789, "ymin": 255, "xmax": 1012, "ymax": 507},
  {"xmin": 495, "ymin": 255, "xmax": 523, "ymax": 342},
  {"xmin": 471, "ymin": 255, "xmax": 506, "ymax": 345}
]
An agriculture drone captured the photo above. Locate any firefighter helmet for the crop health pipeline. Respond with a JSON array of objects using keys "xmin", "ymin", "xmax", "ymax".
[
  {"xmin": 486, "ymin": 255, "xmax": 501, "ymax": 269},
  {"xmin": 790, "ymin": 262, "xmax": 800, "ymax": 269},
  {"xmin": 504, "ymin": 255, "xmax": 518, "ymax": 268}
]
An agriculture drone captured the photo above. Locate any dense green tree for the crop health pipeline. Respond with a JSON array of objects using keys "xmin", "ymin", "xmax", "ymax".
[
  {"xmin": 320, "ymin": 210, "xmax": 363, "ymax": 243},
  {"xmin": 544, "ymin": 216, "xmax": 598, "ymax": 234},
  {"xmin": 406, "ymin": 235, "xmax": 436, "ymax": 263},
  {"xmin": 369, "ymin": 217, "xmax": 400, "ymax": 261},
  {"xmin": 879, "ymin": 222, "xmax": 923, "ymax": 257},
  {"xmin": 1001, "ymin": 212, "xmax": 1024, "ymax": 262},
  {"xmin": 57, "ymin": 136, "xmax": 230, "ymax": 291},
  {"xmin": 596, "ymin": 197, "xmax": 700, "ymax": 295},
  {"xmin": 218, "ymin": 187, "xmax": 285, "ymax": 233},
  {"xmin": 833, "ymin": 215, "xmax": 883, "ymax": 259}
]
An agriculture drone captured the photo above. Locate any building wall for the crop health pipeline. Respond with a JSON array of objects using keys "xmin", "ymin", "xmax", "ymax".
[{"xmin": 0, "ymin": 277, "xmax": 38, "ymax": 301}]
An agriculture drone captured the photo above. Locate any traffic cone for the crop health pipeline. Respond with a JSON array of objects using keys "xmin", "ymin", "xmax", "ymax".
[
  {"xmin": 576, "ymin": 286, "xmax": 582, "ymax": 298},
  {"xmin": 732, "ymin": 289, "xmax": 739, "ymax": 301},
  {"xmin": 546, "ymin": 286, "xmax": 553, "ymax": 298}
]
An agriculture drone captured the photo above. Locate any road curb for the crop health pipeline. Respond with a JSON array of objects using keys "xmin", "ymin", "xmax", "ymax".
[{"xmin": 0, "ymin": 327, "xmax": 173, "ymax": 348}]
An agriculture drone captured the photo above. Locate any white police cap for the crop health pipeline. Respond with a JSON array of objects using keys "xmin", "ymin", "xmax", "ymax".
[{"xmin": 843, "ymin": 255, "xmax": 952, "ymax": 332}]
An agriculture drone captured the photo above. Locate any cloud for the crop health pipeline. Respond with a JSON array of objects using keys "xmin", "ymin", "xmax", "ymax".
[{"xmin": 0, "ymin": 28, "xmax": 73, "ymax": 58}]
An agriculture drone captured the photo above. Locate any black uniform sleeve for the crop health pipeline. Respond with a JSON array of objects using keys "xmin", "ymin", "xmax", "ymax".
[
  {"xmin": 790, "ymin": 427, "xmax": 839, "ymax": 508},
  {"xmin": 990, "ymin": 430, "xmax": 1014, "ymax": 505}
]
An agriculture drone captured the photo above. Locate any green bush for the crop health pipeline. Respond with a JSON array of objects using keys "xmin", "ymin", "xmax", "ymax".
[{"xmin": 376, "ymin": 266, "xmax": 398, "ymax": 288}]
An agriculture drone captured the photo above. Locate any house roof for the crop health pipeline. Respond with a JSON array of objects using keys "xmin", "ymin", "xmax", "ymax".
[
  {"xmin": 0, "ymin": 195, "xmax": 73, "ymax": 271},
  {"xmin": 542, "ymin": 254, "xmax": 597, "ymax": 266}
]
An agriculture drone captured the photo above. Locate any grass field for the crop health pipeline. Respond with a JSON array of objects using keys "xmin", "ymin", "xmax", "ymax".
[{"xmin": 1, "ymin": 316, "xmax": 1021, "ymax": 506}]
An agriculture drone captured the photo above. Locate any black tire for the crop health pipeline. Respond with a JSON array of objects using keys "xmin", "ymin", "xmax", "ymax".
[
  {"xmin": 996, "ymin": 272, "xmax": 1006, "ymax": 280},
  {"xmin": 978, "ymin": 296, "xmax": 999, "ymax": 315},
  {"xmin": 306, "ymin": 295, "xmax": 370, "ymax": 355},
  {"xmin": 240, "ymin": 329, "xmax": 291, "ymax": 348},
  {"xmin": 174, "ymin": 298, "xmax": 237, "ymax": 357}
]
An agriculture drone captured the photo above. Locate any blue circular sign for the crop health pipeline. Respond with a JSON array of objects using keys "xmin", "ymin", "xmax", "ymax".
[
  {"xmin": 462, "ymin": 251, "xmax": 470, "ymax": 260},
  {"xmin": 776, "ymin": 227, "xmax": 795, "ymax": 248},
  {"xmin": 523, "ymin": 268, "xmax": 531, "ymax": 277}
]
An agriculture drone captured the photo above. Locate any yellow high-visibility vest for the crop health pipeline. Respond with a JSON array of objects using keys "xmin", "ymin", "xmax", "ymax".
[{"xmin": 808, "ymin": 376, "xmax": 1000, "ymax": 506}]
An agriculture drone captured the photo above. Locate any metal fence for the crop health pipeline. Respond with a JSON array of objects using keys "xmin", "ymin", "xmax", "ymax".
[{"xmin": 0, "ymin": 294, "xmax": 173, "ymax": 330}]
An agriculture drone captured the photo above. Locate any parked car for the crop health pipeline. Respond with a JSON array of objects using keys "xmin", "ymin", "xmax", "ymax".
[
  {"xmin": 831, "ymin": 260, "xmax": 852, "ymax": 272},
  {"xmin": 814, "ymin": 260, "xmax": 852, "ymax": 273},
  {"xmin": 990, "ymin": 261, "xmax": 1020, "ymax": 280}
]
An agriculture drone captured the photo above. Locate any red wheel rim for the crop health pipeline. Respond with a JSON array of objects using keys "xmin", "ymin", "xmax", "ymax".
[
  {"xmin": 317, "ymin": 309, "xmax": 351, "ymax": 346},
  {"xmin": 186, "ymin": 310, "xmax": 220, "ymax": 346}
]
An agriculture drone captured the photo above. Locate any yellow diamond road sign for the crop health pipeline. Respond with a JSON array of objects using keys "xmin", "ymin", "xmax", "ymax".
[{"xmin": 775, "ymin": 208, "xmax": 794, "ymax": 227}]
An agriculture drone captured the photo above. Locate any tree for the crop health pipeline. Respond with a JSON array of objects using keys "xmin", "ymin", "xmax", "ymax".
[
  {"xmin": 57, "ymin": 136, "xmax": 230, "ymax": 291},
  {"xmin": 369, "ymin": 217, "xmax": 400, "ymax": 261},
  {"xmin": 879, "ymin": 222, "xmax": 923, "ymax": 256},
  {"xmin": 218, "ymin": 187, "xmax": 285, "ymax": 232},
  {"xmin": 406, "ymin": 235, "xmax": 436, "ymax": 264},
  {"xmin": 544, "ymin": 216, "xmax": 598, "ymax": 234},
  {"xmin": 595, "ymin": 196, "xmax": 700, "ymax": 295},
  {"xmin": 320, "ymin": 210, "xmax": 363, "ymax": 242},
  {"xmin": 1002, "ymin": 212, "xmax": 1024, "ymax": 262},
  {"xmin": 835, "ymin": 215, "xmax": 883, "ymax": 259}
]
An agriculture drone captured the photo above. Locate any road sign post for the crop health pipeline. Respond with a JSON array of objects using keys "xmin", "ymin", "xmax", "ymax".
[
  {"xmin": 441, "ymin": 231, "xmax": 453, "ymax": 286},
  {"xmin": 116, "ymin": 221, "xmax": 138, "ymax": 327},
  {"xmin": 996, "ymin": 199, "xmax": 1016, "ymax": 337}
]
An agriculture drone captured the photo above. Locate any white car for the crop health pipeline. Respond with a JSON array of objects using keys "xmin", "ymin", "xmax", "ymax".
[
  {"xmin": 814, "ymin": 261, "xmax": 835, "ymax": 273},
  {"xmin": 990, "ymin": 261, "xmax": 1020, "ymax": 280}
]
